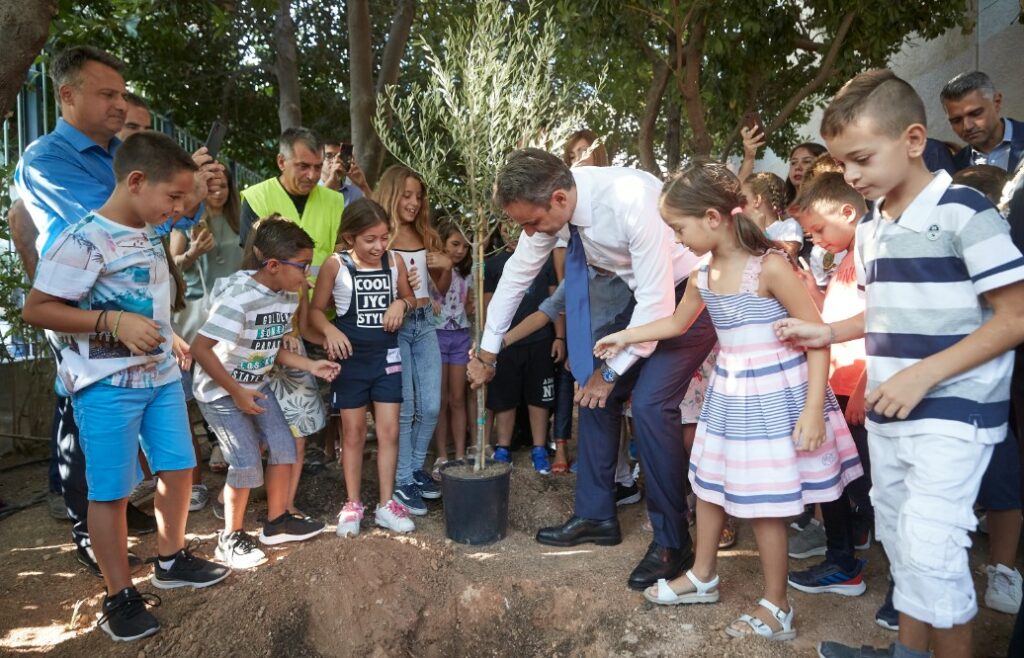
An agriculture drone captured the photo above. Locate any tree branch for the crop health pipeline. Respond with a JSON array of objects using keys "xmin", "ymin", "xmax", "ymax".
[
  {"xmin": 638, "ymin": 57, "xmax": 670, "ymax": 176},
  {"xmin": 765, "ymin": 10, "xmax": 857, "ymax": 135}
]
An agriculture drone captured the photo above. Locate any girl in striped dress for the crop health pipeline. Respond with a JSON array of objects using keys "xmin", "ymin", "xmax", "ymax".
[{"xmin": 595, "ymin": 162, "xmax": 862, "ymax": 642}]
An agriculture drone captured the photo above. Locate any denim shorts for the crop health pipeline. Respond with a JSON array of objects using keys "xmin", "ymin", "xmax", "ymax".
[
  {"xmin": 197, "ymin": 385, "xmax": 297, "ymax": 489},
  {"xmin": 330, "ymin": 345, "xmax": 403, "ymax": 410},
  {"xmin": 73, "ymin": 381, "xmax": 195, "ymax": 501}
]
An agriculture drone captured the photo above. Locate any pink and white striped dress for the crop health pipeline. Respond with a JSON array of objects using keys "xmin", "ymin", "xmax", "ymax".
[{"xmin": 689, "ymin": 251, "xmax": 863, "ymax": 519}]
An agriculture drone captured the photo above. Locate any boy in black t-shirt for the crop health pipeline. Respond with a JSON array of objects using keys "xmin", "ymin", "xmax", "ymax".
[{"xmin": 483, "ymin": 222, "xmax": 558, "ymax": 474}]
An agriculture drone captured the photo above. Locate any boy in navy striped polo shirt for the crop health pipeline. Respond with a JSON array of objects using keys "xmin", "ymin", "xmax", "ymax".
[{"xmin": 776, "ymin": 69, "xmax": 1024, "ymax": 658}]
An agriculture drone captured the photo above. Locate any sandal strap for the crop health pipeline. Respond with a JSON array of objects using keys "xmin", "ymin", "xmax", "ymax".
[
  {"xmin": 736, "ymin": 614, "xmax": 772, "ymax": 638},
  {"xmin": 756, "ymin": 598, "xmax": 793, "ymax": 628},
  {"xmin": 684, "ymin": 569, "xmax": 720, "ymax": 594},
  {"xmin": 655, "ymin": 578, "xmax": 677, "ymax": 601}
]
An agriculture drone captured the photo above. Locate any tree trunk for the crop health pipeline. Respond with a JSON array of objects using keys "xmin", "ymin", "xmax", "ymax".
[
  {"xmin": 638, "ymin": 57, "xmax": 669, "ymax": 177},
  {"xmin": 273, "ymin": 0, "xmax": 302, "ymax": 131},
  {"xmin": 677, "ymin": 12, "xmax": 711, "ymax": 156},
  {"xmin": 349, "ymin": 0, "xmax": 416, "ymax": 187},
  {"xmin": 0, "ymin": 0, "xmax": 57, "ymax": 120},
  {"xmin": 348, "ymin": 0, "xmax": 376, "ymax": 184},
  {"xmin": 664, "ymin": 35, "xmax": 682, "ymax": 173}
]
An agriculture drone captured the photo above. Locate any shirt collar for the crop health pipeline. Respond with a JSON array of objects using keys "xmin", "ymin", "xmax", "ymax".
[
  {"xmin": 570, "ymin": 168, "xmax": 593, "ymax": 228},
  {"xmin": 872, "ymin": 170, "xmax": 952, "ymax": 233},
  {"xmin": 54, "ymin": 117, "xmax": 120, "ymax": 154}
]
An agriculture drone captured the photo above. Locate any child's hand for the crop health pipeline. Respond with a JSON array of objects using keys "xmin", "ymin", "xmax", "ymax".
[
  {"xmin": 551, "ymin": 338, "xmax": 566, "ymax": 364},
  {"xmin": 773, "ymin": 318, "xmax": 830, "ymax": 349},
  {"xmin": 383, "ymin": 301, "xmax": 406, "ymax": 332},
  {"xmin": 309, "ymin": 359, "xmax": 341, "ymax": 382},
  {"xmin": 426, "ymin": 252, "xmax": 453, "ymax": 271},
  {"xmin": 844, "ymin": 392, "xmax": 866, "ymax": 427},
  {"xmin": 323, "ymin": 326, "xmax": 352, "ymax": 360},
  {"xmin": 407, "ymin": 263, "xmax": 422, "ymax": 291},
  {"xmin": 117, "ymin": 313, "xmax": 164, "ymax": 355},
  {"xmin": 593, "ymin": 331, "xmax": 628, "ymax": 360},
  {"xmin": 866, "ymin": 363, "xmax": 935, "ymax": 420},
  {"xmin": 171, "ymin": 332, "xmax": 192, "ymax": 369},
  {"xmin": 465, "ymin": 295, "xmax": 475, "ymax": 317},
  {"xmin": 281, "ymin": 334, "xmax": 301, "ymax": 353},
  {"xmin": 232, "ymin": 387, "xmax": 267, "ymax": 415},
  {"xmin": 793, "ymin": 408, "xmax": 826, "ymax": 451},
  {"xmin": 431, "ymin": 299, "xmax": 441, "ymax": 317}
]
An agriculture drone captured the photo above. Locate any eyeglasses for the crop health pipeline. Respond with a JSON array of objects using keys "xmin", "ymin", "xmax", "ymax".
[{"xmin": 262, "ymin": 259, "xmax": 311, "ymax": 274}]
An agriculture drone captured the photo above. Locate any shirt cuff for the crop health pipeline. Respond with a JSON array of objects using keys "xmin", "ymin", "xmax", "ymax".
[
  {"xmin": 606, "ymin": 350, "xmax": 639, "ymax": 375},
  {"xmin": 480, "ymin": 331, "xmax": 502, "ymax": 354}
]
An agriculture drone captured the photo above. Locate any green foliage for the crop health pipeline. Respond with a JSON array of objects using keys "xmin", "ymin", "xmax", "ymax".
[{"xmin": 376, "ymin": 0, "xmax": 602, "ymax": 468}]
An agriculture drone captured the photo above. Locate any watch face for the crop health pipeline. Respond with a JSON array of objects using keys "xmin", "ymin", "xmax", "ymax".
[{"xmin": 601, "ymin": 366, "xmax": 616, "ymax": 383}]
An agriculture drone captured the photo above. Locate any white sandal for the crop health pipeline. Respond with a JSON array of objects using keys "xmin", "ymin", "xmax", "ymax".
[
  {"xmin": 643, "ymin": 570, "xmax": 720, "ymax": 605},
  {"xmin": 724, "ymin": 598, "xmax": 796, "ymax": 641}
]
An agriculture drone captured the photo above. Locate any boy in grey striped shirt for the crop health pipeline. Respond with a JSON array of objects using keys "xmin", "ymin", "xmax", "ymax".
[{"xmin": 777, "ymin": 70, "xmax": 1024, "ymax": 658}]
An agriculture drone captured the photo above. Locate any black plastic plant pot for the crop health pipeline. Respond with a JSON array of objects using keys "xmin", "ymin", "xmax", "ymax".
[{"xmin": 439, "ymin": 459, "xmax": 512, "ymax": 545}]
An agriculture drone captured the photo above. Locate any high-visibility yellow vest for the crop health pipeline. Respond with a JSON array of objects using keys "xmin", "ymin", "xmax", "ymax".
[{"xmin": 240, "ymin": 177, "xmax": 344, "ymax": 277}]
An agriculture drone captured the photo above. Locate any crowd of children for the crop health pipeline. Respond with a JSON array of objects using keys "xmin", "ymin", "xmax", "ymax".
[{"xmin": 19, "ymin": 63, "xmax": 1024, "ymax": 657}]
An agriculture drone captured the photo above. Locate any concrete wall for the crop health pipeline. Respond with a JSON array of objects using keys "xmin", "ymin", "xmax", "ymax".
[{"xmin": 754, "ymin": 0, "xmax": 1022, "ymax": 174}]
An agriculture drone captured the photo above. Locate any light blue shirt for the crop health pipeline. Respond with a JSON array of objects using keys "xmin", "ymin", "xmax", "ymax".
[
  {"xmin": 15, "ymin": 118, "xmax": 202, "ymax": 257},
  {"xmin": 14, "ymin": 118, "xmax": 121, "ymax": 256},
  {"xmin": 971, "ymin": 118, "xmax": 1013, "ymax": 171}
]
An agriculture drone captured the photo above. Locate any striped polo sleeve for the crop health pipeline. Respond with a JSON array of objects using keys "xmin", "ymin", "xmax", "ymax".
[{"xmin": 957, "ymin": 206, "xmax": 1024, "ymax": 295}]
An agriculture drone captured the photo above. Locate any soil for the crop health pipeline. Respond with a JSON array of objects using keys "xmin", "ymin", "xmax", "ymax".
[{"xmin": 0, "ymin": 447, "xmax": 1019, "ymax": 657}]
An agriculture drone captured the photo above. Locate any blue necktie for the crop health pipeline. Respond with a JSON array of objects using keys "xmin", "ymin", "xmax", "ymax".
[{"xmin": 565, "ymin": 224, "xmax": 594, "ymax": 383}]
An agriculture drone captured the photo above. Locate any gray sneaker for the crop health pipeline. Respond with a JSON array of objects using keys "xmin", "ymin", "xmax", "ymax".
[
  {"xmin": 788, "ymin": 519, "xmax": 827, "ymax": 559},
  {"xmin": 817, "ymin": 641, "xmax": 895, "ymax": 658},
  {"xmin": 48, "ymin": 492, "xmax": 70, "ymax": 520},
  {"xmin": 189, "ymin": 484, "xmax": 209, "ymax": 512}
]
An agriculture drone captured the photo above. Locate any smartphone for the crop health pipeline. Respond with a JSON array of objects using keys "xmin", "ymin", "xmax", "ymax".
[
  {"xmin": 742, "ymin": 110, "xmax": 764, "ymax": 137},
  {"xmin": 339, "ymin": 142, "xmax": 354, "ymax": 165},
  {"xmin": 204, "ymin": 121, "xmax": 228, "ymax": 159}
]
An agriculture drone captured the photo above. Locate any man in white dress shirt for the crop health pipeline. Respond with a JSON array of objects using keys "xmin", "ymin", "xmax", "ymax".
[{"xmin": 468, "ymin": 149, "xmax": 717, "ymax": 590}]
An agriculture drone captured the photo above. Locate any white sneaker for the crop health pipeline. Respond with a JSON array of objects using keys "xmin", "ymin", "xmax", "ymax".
[
  {"xmin": 984, "ymin": 564, "xmax": 1023, "ymax": 614},
  {"xmin": 375, "ymin": 500, "xmax": 415, "ymax": 533},
  {"xmin": 336, "ymin": 501, "xmax": 364, "ymax": 538},
  {"xmin": 189, "ymin": 484, "xmax": 209, "ymax": 512},
  {"xmin": 215, "ymin": 530, "xmax": 267, "ymax": 569}
]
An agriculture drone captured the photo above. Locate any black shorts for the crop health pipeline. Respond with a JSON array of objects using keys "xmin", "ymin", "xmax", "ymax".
[
  {"xmin": 330, "ymin": 345, "xmax": 403, "ymax": 410},
  {"xmin": 487, "ymin": 340, "xmax": 555, "ymax": 412}
]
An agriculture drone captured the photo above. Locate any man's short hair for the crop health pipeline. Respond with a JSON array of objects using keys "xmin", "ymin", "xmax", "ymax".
[
  {"xmin": 113, "ymin": 132, "xmax": 197, "ymax": 183},
  {"xmin": 279, "ymin": 127, "xmax": 322, "ymax": 159},
  {"xmin": 50, "ymin": 46, "xmax": 125, "ymax": 104},
  {"xmin": 790, "ymin": 171, "xmax": 867, "ymax": 216},
  {"xmin": 493, "ymin": 148, "xmax": 575, "ymax": 208},
  {"xmin": 124, "ymin": 92, "xmax": 149, "ymax": 110},
  {"xmin": 821, "ymin": 69, "xmax": 926, "ymax": 140},
  {"xmin": 940, "ymin": 71, "xmax": 997, "ymax": 103},
  {"xmin": 321, "ymin": 135, "xmax": 341, "ymax": 148}
]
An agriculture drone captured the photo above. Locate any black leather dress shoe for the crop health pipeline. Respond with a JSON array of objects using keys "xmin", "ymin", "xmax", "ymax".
[
  {"xmin": 627, "ymin": 540, "xmax": 695, "ymax": 590},
  {"xmin": 535, "ymin": 515, "xmax": 622, "ymax": 547},
  {"xmin": 126, "ymin": 503, "xmax": 157, "ymax": 536}
]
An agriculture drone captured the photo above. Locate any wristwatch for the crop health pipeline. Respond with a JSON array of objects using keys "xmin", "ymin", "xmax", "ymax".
[{"xmin": 600, "ymin": 362, "xmax": 619, "ymax": 383}]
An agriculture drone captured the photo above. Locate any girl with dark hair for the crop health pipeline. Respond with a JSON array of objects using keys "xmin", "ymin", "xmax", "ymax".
[{"xmin": 595, "ymin": 161, "xmax": 861, "ymax": 642}]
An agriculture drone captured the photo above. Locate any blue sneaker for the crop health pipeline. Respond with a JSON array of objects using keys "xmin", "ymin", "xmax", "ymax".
[
  {"xmin": 875, "ymin": 579, "xmax": 899, "ymax": 631},
  {"xmin": 569, "ymin": 461, "xmax": 578, "ymax": 474},
  {"xmin": 392, "ymin": 483, "xmax": 427, "ymax": 516},
  {"xmin": 412, "ymin": 470, "xmax": 441, "ymax": 500},
  {"xmin": 531, "ymin": 447, "xmax": 551, "ymax": 475},
  {"xmin": 788, "ymin": 558, "xmax": 866, "ymax": 596},
  {"xmin": 494, "ymin": 447, "xmax": 512, "ymax": 464}
]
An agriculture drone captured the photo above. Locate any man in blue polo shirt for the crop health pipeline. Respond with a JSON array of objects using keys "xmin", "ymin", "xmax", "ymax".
[
  {"xmin": 13, "ymin": 46, "xmax": 217, "ymax": 576},
  {"xmin": 940, "ymin": 71, "xmax": 1024, "ymax": 173}
]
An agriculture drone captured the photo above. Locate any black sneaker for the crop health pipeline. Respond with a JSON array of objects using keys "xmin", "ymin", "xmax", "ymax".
[
  {"xmin": 789, "ymin": 505, "xmax": 815, "ymax": 531},
  {"xmin": 875, "ymin": 580, "xmax": 899, "ymax": 631},
  {"xmin": 97, "ymin": 587, "xmax": 161, "ymax": 642},
  {"xmin": 126, "ymin": 503, "xmax": 157, "ymax": 536},
  {"xmin": 77, "ymin": 545, "xmax": 144, "ymax": 578},
  {"xmin": 788, "ymin": 558, "xmax": 867, "ymax": 596},
  {"xmin": 259, "ymin": 513, "xmax": 325, "ymax": 545},
  {"xmin": 412, "ymin": 469, "xmax": 442, "ymax": 500},
  {"xmin": 615, "ymin": 482, "xmax": 642, "ymax": 506},
  {"xmin": 150, "ymin": 545, "xmax": 230, "ymax": 590}
]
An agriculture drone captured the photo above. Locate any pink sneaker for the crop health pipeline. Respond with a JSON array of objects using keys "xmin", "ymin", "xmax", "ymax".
[
  {"xmin": 375, "ymin": 500, "xmax": 415, "ymax": 533},
  {"xmin": 336, "ymin": 501, "xmax": 364, "ymax": 538}
]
